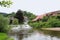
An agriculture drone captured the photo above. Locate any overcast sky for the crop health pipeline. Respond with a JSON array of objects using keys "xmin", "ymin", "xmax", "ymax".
[{"xmin": 0, "ymin": 0, "xmax": 60, "ymax": 15}]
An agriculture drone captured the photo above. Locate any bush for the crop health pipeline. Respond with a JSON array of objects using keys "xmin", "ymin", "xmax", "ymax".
[
  {"xmin": 56, "ymin": 15, "xmax": 60, "ymax": 20},
  {"xmin": 12, "ymin": 18, "xmax": 19, "ymax": 25},
  {"xmin": 0, "ymin": 33, "xmax": 14, "ymax": 40},
  {"xmin": 0, "ymin": 15, "xmax": 9, "ymax": 32},
  {"xmin": 28, "ymin": 13, "xmax": 60, "ymax": 29},
  {"xmin": 42, "ymin": 16, "xmax": 49, "ymax": 22},
  {"xmin": 47, "ymin": 18, "xmax": 60, "ymax": 27}
]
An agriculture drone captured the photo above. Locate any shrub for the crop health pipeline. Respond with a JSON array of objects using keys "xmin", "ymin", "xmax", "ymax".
[
  {"xmin": 28, "ymin": 13, "xmax": 60, "ymax": 29},
  {"xmin": 47, "ymin": 18, "xmax": 60, "ymax": 27},
  {"xmin": 0, "ymin": 15, "xmax": 9, "ymax": 32},
  {"xmin": 12, "ymin": 18, "xmax": 19, "ymax": 25},
  {"xmin": 42, "ymin": 16, "xmax": 48, "ymax": 22}
]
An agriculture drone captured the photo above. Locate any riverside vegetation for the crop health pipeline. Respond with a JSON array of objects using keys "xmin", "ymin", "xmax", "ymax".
[
  {"xmin": 0, "ymin": 10, "xmax": 34, "ymax": 40},
  {"xmin": 0, "ymin": 10, "xmax": 60, "ymax": 40},
  {"xmin": 0, "ymin": 10, "xmax": 24, "ymax": 40},
  {"xmin": 28, "ymin": 13, "xmax": 60, "ymax": 29},
  {"xmin": 0, "ymin": 14, "xmax": 14, "ymax": 40}
]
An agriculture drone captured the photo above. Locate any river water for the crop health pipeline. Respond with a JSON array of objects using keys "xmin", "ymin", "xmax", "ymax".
[
  {"xmin": 8, "ymin": 25, "xmax": 60, "ymax": 40},
  {"xmin": 8, "ymin": 17, "xmax": 60, "ymax": 40}
]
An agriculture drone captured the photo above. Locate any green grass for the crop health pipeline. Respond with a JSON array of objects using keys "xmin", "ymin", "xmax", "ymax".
[{"xmin": 0, "ymin": 33, "xmax": 8, "ymax": 40}]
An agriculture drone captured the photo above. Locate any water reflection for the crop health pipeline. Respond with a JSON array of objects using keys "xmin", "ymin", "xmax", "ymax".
[
  {"xmin": 23, "ymin": 30, "xmax": 60, "ymax": 40},
  {"xmin": 9, "ymin": 29, "xmax": 60, "ymax": 40},
  {"xmin": 40, "ymin": 30, "xmax": 60, "ymax": 38}
]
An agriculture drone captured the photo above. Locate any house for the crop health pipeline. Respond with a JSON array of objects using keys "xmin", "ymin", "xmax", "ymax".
[{"xmin": 32, "ymin": 10, "xmax": 60, "ymax": 21}]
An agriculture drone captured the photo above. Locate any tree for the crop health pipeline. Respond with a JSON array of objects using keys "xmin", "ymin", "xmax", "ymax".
[
  {"xmin": 12, "ymin": 18, "xmax": 19, "ymax": 25},
  {"xmin": 0, "ymin": 15, "xmax": 9, "ymax": 32},
  {"xmin": 23, "ymin": 11, "xmax": 36, "ymax": 20},
  {"xmin": 14, "ymin": 10, "xmax": 24, "ymax": 24},
  {"xmin": 7, "ymin": 12, "xmax": 15, "ymax": 17},
  {"xmin": 0, "ymin": 0, "xmax": 12, "ymax": 7}
]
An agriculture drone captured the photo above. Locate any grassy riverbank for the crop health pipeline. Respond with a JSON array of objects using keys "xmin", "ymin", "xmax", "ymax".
[
  {"xmin": 0, "ymin": 33, "xmax": 14, "ymax": 40},
  {"xmin": 0, "ymin": 33, "xmax": 8, "ymax": 40}
]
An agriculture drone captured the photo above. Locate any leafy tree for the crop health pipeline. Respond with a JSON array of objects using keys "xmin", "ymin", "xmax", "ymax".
[
  {"xmin": 47, "ymin": 18, "xmax": 60, "ymax": 27},
  {"xmin": 0, "ymin": 15, "xmax": 9, "ymax": 32},
  {"xmin": 12, "ymin": 18, "xmax": 19, "ymax": 25},
  {"xmin": 14, "ymin": 10, "xmax": 24, "ymax": 24},
  {"xmin": 28, "ymin": 13, "xmax": 60, "ymax": 29},
  {"xmin": 56, "ymin": 14, "xmax": 60, "ymax": 20},
  {"xmin": 0, "ymin": 0, "xmax": 12, "ymax": 7},
  {"xmin": 42, "ymin": 16, "xmax": 49, "ymax": 22},
  {"xmin": 7, "ymin": 12, "xmax": 15, "ymax": 17},
  {"xmin": 23, "ymin": 11, "xmax": 36, "ymax": 20}
]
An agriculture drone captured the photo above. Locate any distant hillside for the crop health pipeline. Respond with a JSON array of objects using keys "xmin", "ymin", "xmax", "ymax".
[
  {"xmin": 0, "ymin": 12, "xmax": 15, "ymax": 17},
  {"xmin": 0, "ymin": 12, "xmax": 8, "ymax": 17},
  {"xmin": 0, "ymin": 12, "xmax": 7, "ymax": 15}
]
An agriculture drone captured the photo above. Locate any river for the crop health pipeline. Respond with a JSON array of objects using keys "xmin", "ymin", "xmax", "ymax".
[
  {"xmin": 8, "ymin": 17, "xmax": 60, "ymax": 40},
  {"xmin": 8, "ymin": 25, "xmax": 60, "ymax": 40}
]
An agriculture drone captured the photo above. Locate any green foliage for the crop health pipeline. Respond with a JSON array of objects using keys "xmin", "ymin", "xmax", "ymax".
[
  {"xmin": 56, "ymin": 15, "xmax": 60, "ymax": 20},
  {"xmin": 23, "ymin": 11, "xmax": 36, "ymax": 20},
  {"xmin": 0, "ymin": 33, "xmax": 14, "ymax": 40},
  {"xmin": 7, "ymin": 37, "xmax": 14, "ymax": 40},
  {"xmin": 28, "ymin": 13, "xmax": 60, "ymax": 29},
  {"xmin": 15, "ymin": 10, "xmax": 24, "ymax": 24},
  {"xmin": 0, "ymin": 0, "xmax": 12, "ymax": 7},
  {"xmin": 47, "ymin": 18, "xmax": 60, "ymax": 27},
  {"xmin": 12, "ymin": 18, "xmax": 19, "ymax": 25},
  {"xmin": 0, "ymin": 12, "xmax": 7, "ymax": 16},
  {"xmin": 0, "ymin": 15, "xmax": 9, "ymax": 32},
  {"xmin": 0, "ymin": 33, "xmax": 8, "ymax": 40},
  {"xmin": 7, "ymin": 12, "xmax": 16, "ymax": 17},
  {"xmin": 0, "ymin": 12, "xmax": 15, "ymax": 17},
  {"xmin": 42, "ymin": 16, "xmax": 49, "ymax": 22}
]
